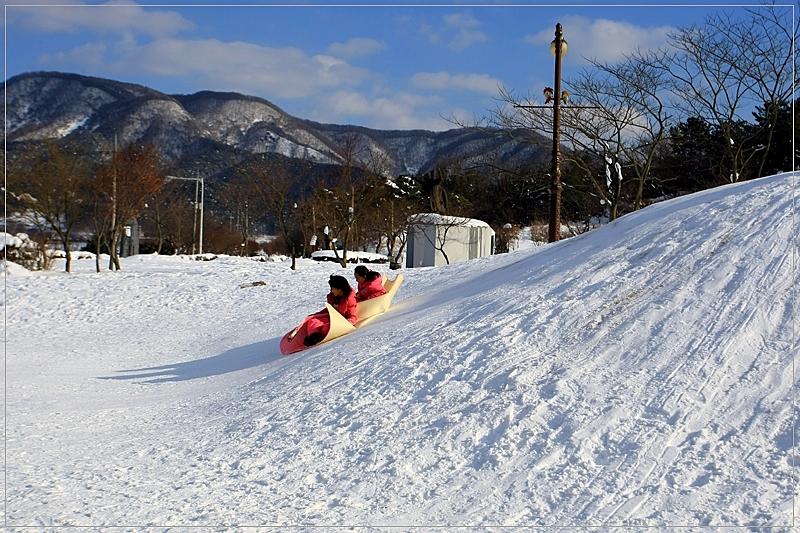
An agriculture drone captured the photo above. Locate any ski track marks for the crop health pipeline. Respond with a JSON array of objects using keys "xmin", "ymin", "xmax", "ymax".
[{"xmin": 214, "ymin": 177, "xmax": 795, "ymax": 527}]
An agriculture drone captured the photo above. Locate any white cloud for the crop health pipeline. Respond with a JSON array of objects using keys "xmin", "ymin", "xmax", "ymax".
[
  {"xmin": 444, "ymin": 13, "xmax": 481, "ymax": 29},
  {"xmin": 444, "ymin": 13, "xmax": 487, "ymax": 51},
  {"xmin": 420, "ymin": 12, "xmax": 488, "ymax": 52},
  {"xmin": 42, "ymin": 38, "xmax": 371, "ymax": 99},
  {"xmin": 419, "ymin": 22, "xmax": 442, "ymax": 46},
  {"xmin": 411, "ymin": 71, "xmax": 501, "ymax": 94},
  {"xmin": 449, "ymin": 28, "xmax": 488, "ymax": 52},
  {"xmin": 315, "ymin": 90, "xmax": 452, "ymax": 131},
  {"xmin": 526, "ymin": 15, "xmax": 674, "ymax": 64},
  {"xmin": 40, "ymin": 42, "xmax": 109, "ymax": 71},
  {"xmin": 7, "ymin": 1, "xmax": 195, "ymax": 38},
  {"xmin": 327, "ymin": 38, "xmax": 386, "ymax": 58}
]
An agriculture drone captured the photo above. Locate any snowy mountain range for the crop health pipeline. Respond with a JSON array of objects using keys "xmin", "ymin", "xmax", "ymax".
[{"xmin": 4, "ymin": 71, "xmax": 546, "ymax": 176}]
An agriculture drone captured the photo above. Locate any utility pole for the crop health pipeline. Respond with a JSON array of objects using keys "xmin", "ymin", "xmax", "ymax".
[
  {"xmin": 110, "ymin": 134, "xmax": 118, "ymax": 269},
  {"xmin": 192, "ymin": 179, "xmax": 199, "ymax": 255},
  {"xmin": 112, "ymin": 135, "xmax": 117, "ymax": 243},
  {"xmin": 197, "ymin": 168, "xmax": 204, "ymax": 255},
  {"xmin": 166, "ymin": 174, "xmax": 205, "ymax": 255}
]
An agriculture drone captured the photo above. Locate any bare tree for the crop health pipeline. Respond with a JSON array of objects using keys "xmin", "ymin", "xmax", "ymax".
[
  {"xmin": 95, "ymin": 143, "xmax": 164, "ymax": 270},
  {"xmin": 329, "ymin": 133, "xmax": 362, "ymax": 266},
  {"xmin": 142, "ymin": 179, "xmax": 183, "ymax": 254},
  {"xmin": 488, "ymin": 64, "xmax": 669, "ymax": 222},
  {"xmin": 732, "ymin": 5, "xmax": 797, "ymax": 178},
  {"xmin": 372, "ymin": 175, "xmax": 418, "ymax": 267},
  {"xmin": 313, "ymin": 133, "xmax": 383, "ymax": 268},
  {"xmin": 461, "ymin": 4, "xmax": 795, "ymax": 228},
  {"xmin": 645, "ymin": 6, "xmax": 795, "ymax": 183},
  {"xmin": 88, "ymin": 193, "xmax": 111, "ymax": 273},
  {"xmin": 570, "ymin": 52, "xmax": 673, "ymax": 212},
  {"xmin": 162, "ymin": 199, "xmax": 197, "ymax": 255},
  {"xmin": 239, "ymin": 155, "xmax": 303, "ymax": 269},
  {"xmin": 356, "ymin": 143, "xmax": 397, "ymax": 254},
  {"xmin": 216, "ymin": 175, "xmax": 259, "ymax": 255},
  {"xmin": 7, "ymin": 141, "xmax": 94, "ymax": 272}
]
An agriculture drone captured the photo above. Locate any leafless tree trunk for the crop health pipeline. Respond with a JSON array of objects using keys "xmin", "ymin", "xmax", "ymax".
[
  {"xmin": 217, "ymin": 175, "xmax": 259, "ymax": 256},
  {"xmin": 96, "ymin": 143, "xmax": 164, "ymax": 270},
  {"xmin": 143, "ymin": 179, "xmax": 182, "ymax": 254},
  {"xmin": 239, "ymin": 155, "xmax": 303, "ymax": 270}
]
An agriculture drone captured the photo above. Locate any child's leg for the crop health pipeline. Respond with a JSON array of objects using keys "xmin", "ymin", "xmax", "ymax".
[{"xmin": 306, "ymin": 314, "xmax": 331, "ymax": 337}]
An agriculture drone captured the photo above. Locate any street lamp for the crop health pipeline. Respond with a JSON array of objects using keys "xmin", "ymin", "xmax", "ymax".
[
  {"xmin": 549, "ymin": 23, "xmax": 567, "ymax": 243},
  {"xmin": 165, "ymin": 174, "xmax": 205, "ymax": 255}
]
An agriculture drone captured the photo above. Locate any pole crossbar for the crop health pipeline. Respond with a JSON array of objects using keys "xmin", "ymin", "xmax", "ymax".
[{"xmin": 513, "ymin": 105, "xmax": 601, "ymax": 109}]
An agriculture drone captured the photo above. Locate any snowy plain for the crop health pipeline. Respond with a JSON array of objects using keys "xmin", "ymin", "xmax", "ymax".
[{"xmin": 3, "ymin": 172, "xmax": 798, "ymax": 531}]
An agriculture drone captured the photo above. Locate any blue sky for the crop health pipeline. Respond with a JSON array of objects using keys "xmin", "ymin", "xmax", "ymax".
[{"xmin": 4, "ymin": 2, "xmax": 785, "ymax": 131}]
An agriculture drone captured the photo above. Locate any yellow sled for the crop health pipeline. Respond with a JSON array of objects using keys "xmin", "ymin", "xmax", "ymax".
[{"xmin": 355, "ymin": 273, "xmax": 403, "ymax": 328}]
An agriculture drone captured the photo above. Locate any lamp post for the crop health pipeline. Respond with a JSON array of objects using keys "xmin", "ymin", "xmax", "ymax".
[
  {"xmin": 548, "ymin": 23, "xmax": 568, "ymax": 243},
  {"xmin": 165, "ymin": 174, "xmax": 205, "ymax": 255}
]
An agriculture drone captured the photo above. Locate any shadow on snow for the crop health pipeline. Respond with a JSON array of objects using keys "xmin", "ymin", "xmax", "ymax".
[{"xmin": 98, "ymin": 338, "xmax": 284, "ymax": 383}]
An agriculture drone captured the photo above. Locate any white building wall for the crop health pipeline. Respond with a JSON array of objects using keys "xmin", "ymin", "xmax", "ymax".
[
  {"xmin": 439, "ymin": 225, "xmax": 469, "ymax": 266},
  {"xmin": 405, "ymin": 215, "xmax": 495, "ymax": 268}
]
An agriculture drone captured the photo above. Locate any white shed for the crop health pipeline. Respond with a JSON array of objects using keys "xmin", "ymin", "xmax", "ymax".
[{"xmin": 405, "ymin": 213, "xmax": 495, "ymax": 268}]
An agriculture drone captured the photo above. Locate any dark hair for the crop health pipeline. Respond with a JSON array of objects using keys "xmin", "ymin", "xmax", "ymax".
[
  {"xmin": 329, "ymin": 275, "xmax": 352, "ymax": 295},
  {"xmin": 354, "ymin": 265, "xmax": 381, "ymax": 281}
]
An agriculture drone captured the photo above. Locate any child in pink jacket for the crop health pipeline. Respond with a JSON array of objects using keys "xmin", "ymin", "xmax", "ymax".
[
  {"xmin": 354, "ymin": 265, "xmax": 387, "ymax": 302},
  {"xmin": 300, "ymin": 275, "xmax": 358, "ymax": 347}
]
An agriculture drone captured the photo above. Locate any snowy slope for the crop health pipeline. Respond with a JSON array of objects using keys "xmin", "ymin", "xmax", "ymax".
[{"xmin": 4, "ymin": 173, "xmax": 797, "ymax": 529}]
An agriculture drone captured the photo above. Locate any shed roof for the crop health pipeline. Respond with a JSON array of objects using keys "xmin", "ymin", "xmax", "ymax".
[{"xmin": 408, "ymin": 213, "xmax": 492, "ymax": 229}]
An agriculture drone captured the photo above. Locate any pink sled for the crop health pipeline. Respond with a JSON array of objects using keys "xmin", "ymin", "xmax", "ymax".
[{"xmin": 279, "ymin": 274, "xmax": 404, "ymax": 355}]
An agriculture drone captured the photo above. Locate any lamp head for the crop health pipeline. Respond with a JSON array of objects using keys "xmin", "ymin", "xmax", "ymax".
[{"xmin": 550, "ymin": 38, "xmax": 568, "ymax": 57}]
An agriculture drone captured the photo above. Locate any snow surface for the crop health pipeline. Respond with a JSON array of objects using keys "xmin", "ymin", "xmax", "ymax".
[
  {"xmin": 411, "ymin": 213, "xmax": 494, "ymax": 228},
  {"xmin": 4, "ymin": 172, "xmax": 798, "ymax": 530},
  {"xmin": 0, "ymin": 233, "xmax": 24, "ymax": 250}
]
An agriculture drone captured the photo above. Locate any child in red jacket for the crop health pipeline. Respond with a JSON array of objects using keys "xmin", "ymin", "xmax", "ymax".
[
  {"xmin": 301, "ymin": 275, "xmax": 358, "ymax": 346},
  {"xmin": 354, "ymin": 265, "xmax": 387, "ymax": 302}
]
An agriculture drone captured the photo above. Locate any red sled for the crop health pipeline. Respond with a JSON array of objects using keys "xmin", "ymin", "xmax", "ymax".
[{"xmin": 279, "ymin": 274, "xmax": 403, "ymax": 355}]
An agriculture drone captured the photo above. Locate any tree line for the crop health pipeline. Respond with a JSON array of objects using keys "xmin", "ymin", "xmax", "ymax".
[
  {"xmin": 3, "ymin": 133, "xmax": 481, "ymax": 272},
  {"xmin": 6, "ymin": 141, "xmax": 163, "ymax": 273}
]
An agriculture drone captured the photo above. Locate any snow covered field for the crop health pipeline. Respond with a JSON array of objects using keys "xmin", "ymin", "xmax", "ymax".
[{"xmin": 4, "ymin": 173, "xmax": 797, "ymax": 530}]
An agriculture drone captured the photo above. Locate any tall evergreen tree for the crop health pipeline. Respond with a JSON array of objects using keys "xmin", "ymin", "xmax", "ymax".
[
  {"xmin": 751, "ymin": 99, "xmax": 795, "ymax": 176},
  {"xmin": 667, "ymin": 117, "xmax": 719, "ymax": 193}
]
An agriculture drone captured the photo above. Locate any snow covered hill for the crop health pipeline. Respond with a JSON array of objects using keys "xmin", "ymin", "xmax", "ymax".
[{"xmin": 4, "ymin": 173, "xmax": 797, "ymax": 529}]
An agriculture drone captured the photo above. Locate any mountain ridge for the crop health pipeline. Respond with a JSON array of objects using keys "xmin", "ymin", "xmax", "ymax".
[{"xmin": 4, "ymin": 71, "xmax": 546, "ymax": 176}]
